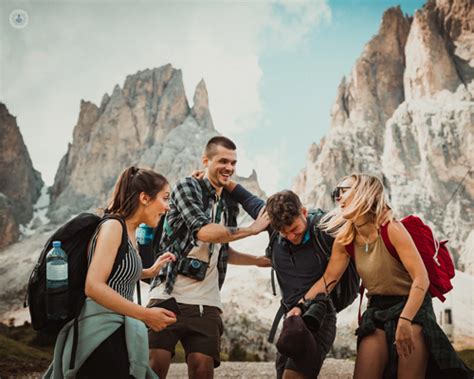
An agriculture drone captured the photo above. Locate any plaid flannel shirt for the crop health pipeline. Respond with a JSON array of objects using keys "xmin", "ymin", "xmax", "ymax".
[{"xmin": 149, "ymin": 176, "xmax": 230, "ymax": 294}]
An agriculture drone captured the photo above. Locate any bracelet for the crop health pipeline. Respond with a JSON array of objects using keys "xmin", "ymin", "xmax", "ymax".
[{"xmin": 399, "ymin": 316, "xmax": 413, "ymax": 323}]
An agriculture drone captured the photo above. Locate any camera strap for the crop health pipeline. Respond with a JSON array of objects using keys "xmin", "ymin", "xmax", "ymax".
[{"xmin": 208, "ymin": 196, "xmax": 224, "ymax": 259}]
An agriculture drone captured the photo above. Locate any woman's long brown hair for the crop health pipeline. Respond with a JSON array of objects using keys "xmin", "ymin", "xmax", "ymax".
[{"xmin": 105, "ymin": 166, "xmax": 168, "ymax": 219}]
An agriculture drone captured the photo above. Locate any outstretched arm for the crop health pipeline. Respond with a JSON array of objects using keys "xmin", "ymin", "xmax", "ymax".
[
  {"xmin": 225, "ymin": 180, "xmax": 266, "ymax": 221},
  {"xmin": 228, "ymin": 246, "xmax": 272, "ymax": 267},
  {"xmin": 196, "ymin": 207, "xmax": 269, "ymax": 243}
]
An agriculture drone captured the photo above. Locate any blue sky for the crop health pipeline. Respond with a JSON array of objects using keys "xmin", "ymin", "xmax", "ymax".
[
  {"xmin": 237, "ymin": 0, "xmax": 425, "ymax": 192},
  {"xmin": 1, "ymin": 0, "xmax": 425, "ymax": 194}
]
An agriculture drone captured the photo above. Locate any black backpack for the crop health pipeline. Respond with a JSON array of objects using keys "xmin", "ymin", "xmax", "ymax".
[
  {"xmin": 266, "ymin": 209, "xmax": 360, "ymax": 342},
  {"xmin": 24, "ymin": 213, "xmax": 129, "ymax": 333}
]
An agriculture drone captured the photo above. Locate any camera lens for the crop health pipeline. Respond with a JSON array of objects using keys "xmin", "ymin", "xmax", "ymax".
[
  {"xmin": 189, "ymin": 260, "xmax": 202, "ymax": 273},
  {"xmin": 302, "ymin": 300, "xmax": 327, "ymax": 332}
]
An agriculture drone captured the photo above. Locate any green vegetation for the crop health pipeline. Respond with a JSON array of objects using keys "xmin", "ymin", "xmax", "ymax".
[
  {"xmin": 458, "ymin": 349, "xmax": 474, "ymax": 370},
  {"xmin": 228, "ymin": 343, "xmax": 261, "ymax": 362},
  {"xmin": 0, "ymin": 335, "xmax": 46, "ymax": 376}
]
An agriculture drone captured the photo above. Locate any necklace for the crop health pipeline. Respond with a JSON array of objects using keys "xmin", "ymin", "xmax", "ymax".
[
  {"xmin": 355, "ymin": 225, "xmax": 377, "ymax": 253},
  {"xmin": 359, "ymin": 233, "xmax": 371, "ymax": 253}
]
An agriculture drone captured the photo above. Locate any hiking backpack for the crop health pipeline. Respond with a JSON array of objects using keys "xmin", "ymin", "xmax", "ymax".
[
  {"xmin": 266, "ymin": 209, "xmax": 360, "ymax": 342},
  {"xmin": 24, "ymin": 213, "xmax": 130, "ymax": 333},
  {"xmin": 345, "ymin": 215, "xmax": 455, "ymax": 302}
]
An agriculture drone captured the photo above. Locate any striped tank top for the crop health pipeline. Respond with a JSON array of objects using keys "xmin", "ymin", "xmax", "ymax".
[{"xmin": 87, "ymin": 221, "xmax": 142, "ymax": 301}]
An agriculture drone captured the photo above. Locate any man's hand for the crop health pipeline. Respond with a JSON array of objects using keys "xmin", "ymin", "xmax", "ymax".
[
  {"xmin": 287, "ymin": 306, "xmax": 302, "ymax": 317},
  {"xmin": 379, "ymin": 208, "xmax": 395, "ymax": 227},
  {"xmin": 255, "ymin": 256, "xmax": 272, "ymax": 267},
  {"xmin": 249, "ymin": 207, "xmax": 270, "ymax": 235},
  {"xmin": 191, "ymin": 170, "xmax": 205, "ymax": 180}
]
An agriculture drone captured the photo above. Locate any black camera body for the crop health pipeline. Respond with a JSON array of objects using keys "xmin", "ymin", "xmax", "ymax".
[
  {"xmin": 301, "ymin": 294, "xmax": 330, "ymax": 332},
  {"xmin": 177, "ymin": 257, "xmax": 208, "ymax": 281}
]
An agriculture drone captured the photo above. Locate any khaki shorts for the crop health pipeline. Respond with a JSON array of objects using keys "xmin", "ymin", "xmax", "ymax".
[{"xmin": 148, "ymin": 300, "xmax": 224, "ymax": 367}]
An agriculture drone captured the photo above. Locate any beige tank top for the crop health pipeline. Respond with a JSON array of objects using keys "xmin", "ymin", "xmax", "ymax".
[{"xmin": 354, "ymin": 234, "xmax": 412, "ymax": 297}]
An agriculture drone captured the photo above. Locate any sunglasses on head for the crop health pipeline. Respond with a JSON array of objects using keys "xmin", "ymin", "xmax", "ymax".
[{"xmin": 331, "ymin": 186, "xmax": 351, "ymax": 202}]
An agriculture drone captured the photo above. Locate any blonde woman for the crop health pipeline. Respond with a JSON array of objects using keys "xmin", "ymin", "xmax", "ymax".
[{"xmin": 297, "ymin": 174, "xmax": 471, "ymax": 379}]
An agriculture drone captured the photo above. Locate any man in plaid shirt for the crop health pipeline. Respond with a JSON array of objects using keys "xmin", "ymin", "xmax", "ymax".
[{"xmin": 148, "ymin": 136, "xmax": 270, "ymax": 379}]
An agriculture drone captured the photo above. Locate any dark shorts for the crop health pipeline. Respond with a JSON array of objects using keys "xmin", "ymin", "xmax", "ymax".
[
  {"xmin": 148, "ymin": 299, "xmax": 224, "ymax": 368},
  {"xmin": 276, "ymin": 311, "xmax": 337, "ymax": 379}
]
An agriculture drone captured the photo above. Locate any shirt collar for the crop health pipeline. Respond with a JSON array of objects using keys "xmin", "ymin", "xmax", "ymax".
[{"xmin": 203, "ymin": 177, "xmax": 220, "ymax": 200}]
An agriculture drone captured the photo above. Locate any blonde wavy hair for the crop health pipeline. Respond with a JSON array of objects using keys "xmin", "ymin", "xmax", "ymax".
[{"xmin": 320, "ymin": 173, "xmax": 392, "ymax": 246}]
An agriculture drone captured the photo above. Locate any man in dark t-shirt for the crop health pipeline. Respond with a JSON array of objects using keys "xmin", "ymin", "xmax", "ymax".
[{"xmin": 226, "ymin": 182, "xmax": 336, "ymax": 379}]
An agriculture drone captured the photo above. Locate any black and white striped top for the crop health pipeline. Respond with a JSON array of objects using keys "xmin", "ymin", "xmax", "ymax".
[{"xmin": 87, "ymin": 222, "xmax": 142, "ymax": 301}]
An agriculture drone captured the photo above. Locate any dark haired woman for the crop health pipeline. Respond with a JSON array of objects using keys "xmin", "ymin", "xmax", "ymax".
[
  {"xmin": 301, "ymin": 174, "xmax": 472, "ymax": 379},
  {"xmin": 45, "ymin": 167, "xmax": 176, "ymax": 378}
]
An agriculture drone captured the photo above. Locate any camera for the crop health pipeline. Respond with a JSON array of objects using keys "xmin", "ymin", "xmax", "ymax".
[
  {"xmin": 302, "ymin": 295, "xmax": 329, "ymax": 332},
  {"xmin": 177, "ymin": 257, "xmax": 208, "ymax": 281}
]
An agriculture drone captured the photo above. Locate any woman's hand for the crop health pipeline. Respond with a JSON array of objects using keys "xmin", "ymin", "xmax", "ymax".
[
  {"xmin": 287, "ymin": 306, "xmax": 302, "ymax": 317},
  {"xmin": 142, "ymin": 252, "xmax": 176, "ymax": 279},
  {"xmin": 395, "ymin": 318, "xmax": 415, "ymax": 358},
  {"xmin": 141, "ymin": 307, "xmax": 177, "ymax": 332}
]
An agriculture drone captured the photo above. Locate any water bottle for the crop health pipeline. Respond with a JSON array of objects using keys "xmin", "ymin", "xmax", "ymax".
[
  {"xmin": 137, "ymin": 224, "xmax": 155, "ymax": 269},
  {"xmin": 46, "ymin": 241, "xmax": 69, "ymax": 320},
  {"xmin": 136, "ymin": 223, "xmax": 154, "ymax": 246}
]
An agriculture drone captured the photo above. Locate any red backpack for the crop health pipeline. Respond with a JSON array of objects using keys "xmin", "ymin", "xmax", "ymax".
[{"xmin": 346, "ymin": 215, "xmax": 455, "ymax": 303}]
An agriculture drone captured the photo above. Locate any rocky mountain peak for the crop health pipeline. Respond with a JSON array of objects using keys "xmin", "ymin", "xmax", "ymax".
[
  {"xmin": 0, "ymin": 103, "xmax": 43, "ymax": 249},
  {"xmin": 191, "ymin": 79, "xmax": 214, "ymax": 130},
  {"xmin": 295, "ymin": 6, "xmax": 411, "ymax": 210},
  {"xmin": 293, "ymin": 0, "xmax": 473, "ymax": 267},
  {"xmin": 404, "ymin": 4, "xmax": 462, "ymax": 100},
  {"xmin": 48, "ymin": 64, "xmax": 264, "ymax": 222}
]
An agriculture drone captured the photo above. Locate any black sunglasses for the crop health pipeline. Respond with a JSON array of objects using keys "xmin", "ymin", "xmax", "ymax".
[{"xmin": 331, "ymin": 186, "xmax": 351, "ymax": 202}]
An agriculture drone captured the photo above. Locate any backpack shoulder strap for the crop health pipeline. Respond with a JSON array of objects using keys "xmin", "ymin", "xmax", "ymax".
[
  {"xmin": 380, "ymin": 222, "xmax": 399, "ymax": 260},
  {"xmin": 101, "ymin": 214, "xmax": 129, "ymax": 272},
  {"xmin": 196, "ymin": 178, "xmax": 212, "ymax": 211},
  {"xmin": 222, "ymin": 190, "xmax": 240, "ymax": 227},
  {"xmin": 345, "ymin": 243, "xmax": 355, "ymax": 258},
  {"xmin": 309, "ymin": 209, "xmax": 332, "ymax": 259},
  {"xmin": 268, "ymin": 303, "xmax": 286, "ymax": 343},
  {"xmin": 266, "ymin": 230, "xmax": 280, "ymax": 296}
]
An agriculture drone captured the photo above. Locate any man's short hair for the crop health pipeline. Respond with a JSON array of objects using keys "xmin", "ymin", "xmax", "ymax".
[
  {"xmin": 266, "ymin": 190, "xmax": 303, "ymax": 231},
  {"xmin": 205, "ymin": 136, "xmax": 236, "ymax": 158}
]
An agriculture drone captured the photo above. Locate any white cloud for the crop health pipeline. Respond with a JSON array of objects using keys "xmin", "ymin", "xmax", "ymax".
[
  {"xmin": 265, "ymin": 0, "xmax": 331, "ymax": 50},
  {"xmin": 237, "ymin": 142, "xmax": 290, "ymax": 195},
  {"xmin": 1, "ymin": 0, "xmax": 330, "ymax": 190}
]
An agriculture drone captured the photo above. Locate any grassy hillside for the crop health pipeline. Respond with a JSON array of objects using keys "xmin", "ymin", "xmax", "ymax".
[{"xmin": 0, "ymin": 322, "xmax": 54, "ymax": 377}]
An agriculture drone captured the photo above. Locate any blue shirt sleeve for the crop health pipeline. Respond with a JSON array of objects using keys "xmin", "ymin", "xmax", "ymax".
[{"xmin": 228, "ymin": 184, "xmax": 265, "ymax": 220}]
